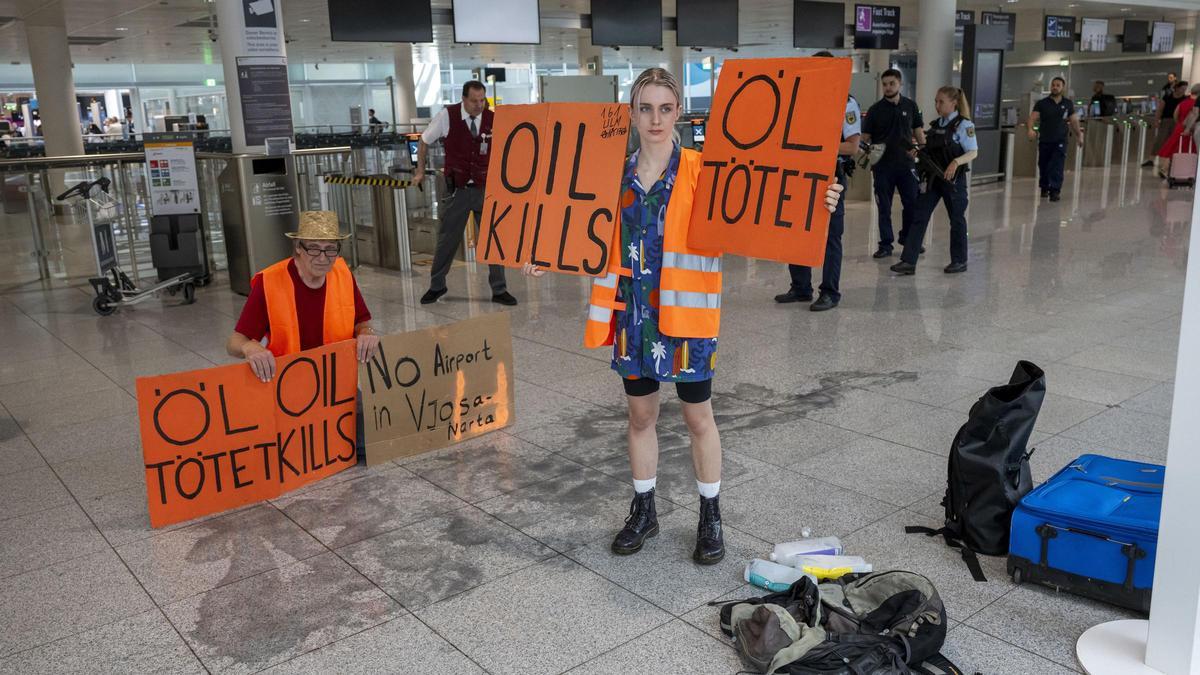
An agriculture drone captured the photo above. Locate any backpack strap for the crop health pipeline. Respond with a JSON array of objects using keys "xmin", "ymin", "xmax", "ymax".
[
  {"xmin": 911, "ymin": 652, "xmax": 974, "ymax": 675},
  {"xmin": 904, "ymin": 526, "xmax": 988, "ymax": 583}
]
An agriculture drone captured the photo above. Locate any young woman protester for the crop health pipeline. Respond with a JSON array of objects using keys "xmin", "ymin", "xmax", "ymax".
[
  {"xmin": 891, "ymin": 86, "xmax": 977, "ymax": 275},
  {"xmin": 524, "ymin": 67, "xmax": 845, "ymax": 564}
]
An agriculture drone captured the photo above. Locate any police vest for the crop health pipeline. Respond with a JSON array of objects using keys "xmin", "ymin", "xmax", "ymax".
[
  {"xmin": 926, "ymin": 116, "xmax": 969, "ymax": 180},
  {"xmin": 584, "ymin": 148, "xmax": 721, "ymax": 348},
  {"xmin": 261, "ymin": 257, "xmax": 356, "ymax": 357}
]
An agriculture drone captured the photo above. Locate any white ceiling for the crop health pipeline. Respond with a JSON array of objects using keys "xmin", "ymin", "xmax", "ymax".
[{"xmin": 0, "ymin": 0, "xmax": 1193, "ymax": 66}]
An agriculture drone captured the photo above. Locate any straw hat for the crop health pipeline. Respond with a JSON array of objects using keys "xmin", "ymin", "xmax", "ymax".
[{"xmin": 286, "ymin": 210, "xmax": 349, "ymax": 240}]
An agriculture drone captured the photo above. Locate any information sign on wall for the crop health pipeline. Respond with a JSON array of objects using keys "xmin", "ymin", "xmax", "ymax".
[
  {"xmin": 236, "ymin": 57, "xmax": 295, "ymax": 147},
  {"xmin": 144, "ymin": 133, "xmax": 201, "ymax": 215},
  {"xmin": 853, "ymin": 4, "xmax": 900, "ymax": 50},
  {"xmin": 1044, "ymin": 15, "xmax": 1077, "ymax": 52},
  {"xmin": 981, "ymin": 11, "xmax": 1016, "ymax": 51}
]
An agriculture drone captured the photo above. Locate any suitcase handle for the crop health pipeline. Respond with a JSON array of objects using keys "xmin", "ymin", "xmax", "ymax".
[
  {"xmin": 1099, "ymin": 476, "xmax": 1163, "ymax": 491},
  {"xmin": 1036, "ymin": 523, "xmax": 1146, "ymax": 591},
  {"xmin": 1068, "ymin": 464, "xmax": 1164, "ymax": 491}
]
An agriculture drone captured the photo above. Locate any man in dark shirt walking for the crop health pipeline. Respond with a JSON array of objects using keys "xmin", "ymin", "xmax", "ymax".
[
  {"xmin": 1160, "ymin": 72, "xmax": 1178, "ymax": 102},
  {"xmin": 1089, "ymin": 81, "xmax": 1116, "ymax": 117},
  {"xmin": 1028, "ymin": 76, "xmax": 1084, "ymax": 202},
  {"xmin": 862, "ymin": 69, "xmax": 926, "ymax": 259}
]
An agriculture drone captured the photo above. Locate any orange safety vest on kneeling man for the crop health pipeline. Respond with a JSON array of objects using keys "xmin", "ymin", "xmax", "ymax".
[
  {"xmin": 584, "ymin": 147, "xmax": 722, "ymax": 349},
  {"xmin": 262, "ymin": 257, "xmax": 357, "ymax": 357}
]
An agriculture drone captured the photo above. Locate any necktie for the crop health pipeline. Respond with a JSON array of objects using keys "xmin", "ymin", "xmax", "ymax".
[{"xmin": 469, "ymin": 116, "xmax": 478, "ymax": 138}]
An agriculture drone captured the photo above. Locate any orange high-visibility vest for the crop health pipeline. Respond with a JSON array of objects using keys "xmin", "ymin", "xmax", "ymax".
[
  {"xmin": 262, "ymin": 257, "xmax": 357, "ymax": 357},
  {"xmin": 584, "ymin": 147, "xmax": 721, "ymax": 348}
]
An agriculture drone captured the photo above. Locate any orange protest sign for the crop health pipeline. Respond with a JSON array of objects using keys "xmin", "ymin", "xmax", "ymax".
[
  {"xmin": 687, "ymin": 58, "xmax": 852, "ymax": 266},
  {"xmin": 135, "ymin": 341, "xmax": 358, "ymax": 528},
  {"xmin": 477, "ymin": 102, "xmax": 629, "ymax": 276}
]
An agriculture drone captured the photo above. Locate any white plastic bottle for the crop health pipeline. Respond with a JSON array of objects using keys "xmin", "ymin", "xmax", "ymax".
[
  {"xmin": 744, "ymin": 559, "xmax": 815, "ymax": 592},
  {"xmin": 769, "ymin": 536, "xmax": 843, "ymax": 563},
  {"xmin": 791, "ymin": 555, "xmax": 873, "ymax": 580}
]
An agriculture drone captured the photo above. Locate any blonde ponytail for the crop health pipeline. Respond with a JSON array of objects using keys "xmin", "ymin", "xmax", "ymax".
[{"xmin": 938, "ymin": 86, "xmax": 971, "ymax": 120}]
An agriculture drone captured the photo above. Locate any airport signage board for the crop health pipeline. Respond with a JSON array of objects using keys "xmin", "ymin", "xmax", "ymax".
[{"xmin": 853, "ymin": 4, "xmax": 900, "ymax": 50}]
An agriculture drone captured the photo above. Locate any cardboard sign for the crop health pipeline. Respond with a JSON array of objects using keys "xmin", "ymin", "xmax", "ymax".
[
  {"xmin": 135, "ymin": 341, "xmax": 358, "ymax": 528},
  {"xmin": 359, "ymin": 313, "xmax": 515, "ymax": 464},
  {"xmin": 687, "ymin": 58, "xmax": 852, "ymax": 267},
  {"xmin": 477, "ymin": 102, "xmax": 629, "ymax": 276}
]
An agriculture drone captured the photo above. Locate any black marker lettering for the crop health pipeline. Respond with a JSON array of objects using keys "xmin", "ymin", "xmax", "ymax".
[
  {"xmin": 583, "ymin": 208, "xmax": 612, "ymax": 275},
  {"xmin": 721, "ymin": 75, "xmax": 781, "ymax": 150},
  {"xmin": 500, "ymin": 122, "xmax": 538, "ymax": 193},
  {"xmin": 774, "ymin": 169, "xmax": 802, "ymax": 228},
  {"xmin": 555, "ymin": 205, "xmax": 580, "ymax": 272}
]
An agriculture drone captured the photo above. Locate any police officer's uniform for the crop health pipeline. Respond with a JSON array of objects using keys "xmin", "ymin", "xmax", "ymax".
[
  {"xmin": 900, "ymin": 112, "xmax": 976, "ymax": 268},
  {"xmin": 786, "ymin": 96, "xmax": 861, "ymax": 307},
  {"xmin": 1033, "ymin": 95, "xmax": 1075, "ymax": 198}
]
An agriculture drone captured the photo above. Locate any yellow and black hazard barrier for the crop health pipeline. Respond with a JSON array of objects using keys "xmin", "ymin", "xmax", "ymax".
[{"xmin": 323, "ymin": 175, "xmax": 415, "ymax": 189}]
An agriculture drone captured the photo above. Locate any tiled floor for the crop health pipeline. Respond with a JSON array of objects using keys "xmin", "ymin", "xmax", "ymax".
[{"xmin": 0, "ymin": 164, "xmax": 1185, "ymax": 674}]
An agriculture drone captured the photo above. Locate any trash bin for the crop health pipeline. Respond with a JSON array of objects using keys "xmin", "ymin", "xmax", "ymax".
[{"xmin": 218, "ymin": 155, "xmax": 300, "ymax": 295}]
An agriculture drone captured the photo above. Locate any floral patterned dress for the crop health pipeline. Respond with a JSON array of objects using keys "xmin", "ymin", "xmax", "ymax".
[{"xmin": 611, "ymin": 144, "xmax": 718, "ymax": 383}]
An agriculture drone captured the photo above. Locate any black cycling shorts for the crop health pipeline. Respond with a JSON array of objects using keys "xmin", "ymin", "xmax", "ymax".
[{"xmin": 622, "ymin": 377, "xmax": 713, "ymax": 404}]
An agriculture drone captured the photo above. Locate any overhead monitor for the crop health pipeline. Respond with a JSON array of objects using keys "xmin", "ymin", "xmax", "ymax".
[
  {"xmin": 1122, "ymin": 20, "xmax": 1148, "ymax": 53},
  {"xmin": 1044, "ymin": 15, "xmax": 1076, "ymax": 52},
  {"xmin": 329, "ymin": 0, "xmax": 433, "ymax": 42},
  {"xmin": 1152, "ymin": 21, "xmax": 1175, "ymax": 53},
  {"xmin": 1079, "ymin": 18, "xmax": 1108, "ymax": 52},
  {"xmin": 793, "ymin": 1, "xmax": 845, "ymax": 49},
  {"xmin": 453, "ymin": 0, "xmax": 540, "ymax": 44},
  {"xmin": 853, "ymin": 4, "xmax": 900, "ymax": 50},
  {"xmin": 980, "ymin": 11, "xmax": 1016, "ymax": 51},
  {"xmin": 591, "ymin": 0, "xmax": 663, "ymax": 47},
  {"xmin": 677, "ymin": 0, "xmax": 738, "ymax": 48}
]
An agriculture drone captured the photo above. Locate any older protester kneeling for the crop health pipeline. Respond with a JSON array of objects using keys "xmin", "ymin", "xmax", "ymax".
[{"xmin": 226, "ymin": 211, "xmax": 381, "ymax": 453}]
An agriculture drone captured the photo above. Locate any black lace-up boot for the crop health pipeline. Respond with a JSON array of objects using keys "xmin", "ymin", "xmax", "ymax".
[
  {"xmin": 692, "ymin": 495, "xmax": 726, "ymax": 564},
  {"xmin": 611, "ymin": 489, "xmax": 659, "ymax": 555}
]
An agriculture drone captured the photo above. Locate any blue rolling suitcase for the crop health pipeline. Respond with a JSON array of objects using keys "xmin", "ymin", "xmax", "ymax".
[{"xmin": 1007, "ymin": 454, "xmax": 1162, "ymax": 613}]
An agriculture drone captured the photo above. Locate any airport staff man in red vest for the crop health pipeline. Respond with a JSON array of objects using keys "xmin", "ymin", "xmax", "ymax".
[{"xmin": 412, "ymin": 80, "xmax": 517, "ymax": 307}]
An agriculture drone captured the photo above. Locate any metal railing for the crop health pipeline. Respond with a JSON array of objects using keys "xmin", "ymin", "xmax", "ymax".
[
  {"xmin": 0, "ymin": 126, "xmax": 420, "ymax": 161},
  {"xmin": 0, "ymin": 152, "xmax": 229, "ymax": 286},
  {"xmin": 0, "ymin": 144, "xmax": 401, "ymax": 290}
]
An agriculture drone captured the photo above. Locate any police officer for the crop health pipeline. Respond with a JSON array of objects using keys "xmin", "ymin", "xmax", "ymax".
[
  {"xmin": 891, "ymin": 87, "xmax": 977, "ymax": 276},
  {"xmin": 413, "ymin": 81, "xmax": 517, "ymax": 306},
  {"xmin": 1028, "ymin": 76, "xmax": 1084, "ymax": 202},
  {"xmin": 862, "ymin": 69, "xmax": 925, "ymax": 259},
  {"xmin": 775, "ymin": 52, "xmax": 860, "ymax": 312}
]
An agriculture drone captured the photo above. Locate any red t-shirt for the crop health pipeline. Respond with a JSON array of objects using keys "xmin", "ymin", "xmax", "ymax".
[{"xmin": 234, "ymin": 259, "xmax": 371, "ymax": 351}]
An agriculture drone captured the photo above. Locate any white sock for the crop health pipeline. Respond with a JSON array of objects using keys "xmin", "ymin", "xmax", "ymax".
[
  {"xmin": 633, "ymin": 477, "xmax": 657, "ymax": 494},
  {"xmin": 697, "ymin": 480, "xmax": 721, "ymax": 499}
]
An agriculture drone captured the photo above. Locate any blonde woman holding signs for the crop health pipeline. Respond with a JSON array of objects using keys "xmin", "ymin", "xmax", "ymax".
[{"xmin": 525, "ymin": 67, "xmax": 845, "ymax": 564}]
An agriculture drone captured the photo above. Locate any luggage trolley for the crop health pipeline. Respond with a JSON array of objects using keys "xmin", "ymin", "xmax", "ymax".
[{"xmin": 56, "ymin": 177, "xmax": 196, "ymax": 315}]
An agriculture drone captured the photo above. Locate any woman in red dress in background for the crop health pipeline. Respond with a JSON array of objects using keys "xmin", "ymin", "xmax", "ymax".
[{"xmin": 1157, "ymin": 83, "xmax": 1200, "ymax": 175}]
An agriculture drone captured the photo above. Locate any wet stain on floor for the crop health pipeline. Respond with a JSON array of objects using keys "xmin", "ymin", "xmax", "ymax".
[
  {"xmin": 180, "ymin": 553, "xmax": 398, "ymax": 672},
  {"xmin": 571, "ymin": 370, "xmax": 919, "ymax": 440}
]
